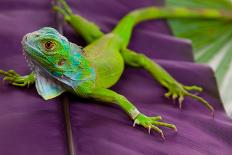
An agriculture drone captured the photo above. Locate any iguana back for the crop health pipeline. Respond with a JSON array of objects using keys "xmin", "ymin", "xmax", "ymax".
[{"xmin": 84, "ymin": 33, "xmax": 124, "ymax": 88}]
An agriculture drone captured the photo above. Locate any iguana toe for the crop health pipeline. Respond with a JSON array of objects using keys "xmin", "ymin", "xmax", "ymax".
[{"xmin": 133, "ymin": 113, "xmax": 176, "ymax": 139}]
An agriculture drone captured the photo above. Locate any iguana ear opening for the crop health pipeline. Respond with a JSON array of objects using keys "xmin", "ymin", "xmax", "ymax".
[{"xmin": 35, "ymin": 73, "xmax": 65, "ymax": 100}]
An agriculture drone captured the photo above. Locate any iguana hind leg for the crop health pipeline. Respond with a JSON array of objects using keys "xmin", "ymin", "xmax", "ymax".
[
  {"xmin": 121, "ymin": 48, "xmax": 214, "ymax": 115},
  {"xmin": 0, "ymin": 70, "xmax": 35, "ymax": 87}
]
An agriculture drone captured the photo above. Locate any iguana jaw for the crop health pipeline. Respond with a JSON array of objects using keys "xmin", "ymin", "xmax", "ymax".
[{"xmin": 22, "ymin": 42, "xmax": 50, "ymax": 70}]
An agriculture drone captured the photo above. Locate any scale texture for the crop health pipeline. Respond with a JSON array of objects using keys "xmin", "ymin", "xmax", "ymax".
[{"xmin": 0, "ymin": 0, "xmax": 231, "ymax": 155}]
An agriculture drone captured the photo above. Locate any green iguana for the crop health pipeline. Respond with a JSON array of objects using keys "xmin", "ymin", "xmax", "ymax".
[{"xmin": 2, "ymin": 0, "xmax": 230, "ymax": 139}]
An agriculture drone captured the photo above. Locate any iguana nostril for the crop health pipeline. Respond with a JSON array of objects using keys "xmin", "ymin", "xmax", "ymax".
[{"xmin": 33, "ymin": 33, "xmax": 40, "ymax": 38}]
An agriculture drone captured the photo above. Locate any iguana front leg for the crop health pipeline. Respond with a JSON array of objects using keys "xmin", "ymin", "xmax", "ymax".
[
  {"xmin": 0, "ymin": 70, "xmax": 35, "ymax": 87},
  {"xmin": 121, "ymin": 48, "xmax": 214, "ymax": 115},
  {"xmin": 52, "ymin": 0, "xmax": 104, "ymax": 43},
  {"xmin": 83, "ymin": 87, "xmax": 176, "ymax": 139}
]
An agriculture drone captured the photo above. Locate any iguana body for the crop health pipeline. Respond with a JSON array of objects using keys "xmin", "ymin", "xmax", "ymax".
[{"xmin": 2, "ymin": 0, "xmax": 230, "ymax": 138}]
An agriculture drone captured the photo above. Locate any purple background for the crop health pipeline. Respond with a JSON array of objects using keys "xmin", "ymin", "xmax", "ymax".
[{"xmin": 0, "ymin": 0, "xmax": 231, "ymax": 155}]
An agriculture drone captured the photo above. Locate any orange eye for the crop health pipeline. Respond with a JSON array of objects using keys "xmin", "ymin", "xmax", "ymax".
[{"xmin": 44, "ymin": 41, "xmax": 55, "ymax": 50}]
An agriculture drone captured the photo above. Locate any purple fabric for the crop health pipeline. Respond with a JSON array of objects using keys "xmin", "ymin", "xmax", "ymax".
[{"xmin": 0, "ymin": 0, "xmax": 232, "ymax": 155}]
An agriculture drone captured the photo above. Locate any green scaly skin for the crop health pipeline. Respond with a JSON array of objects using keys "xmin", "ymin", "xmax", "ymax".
[{"xmin": 1, "ymin": 0, "xmax": 230, "ymax": 138}]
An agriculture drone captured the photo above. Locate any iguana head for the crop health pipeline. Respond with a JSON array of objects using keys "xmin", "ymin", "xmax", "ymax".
[{"xmin": 21, "ymin": 27, "xmax": 95, "ymax": 100}]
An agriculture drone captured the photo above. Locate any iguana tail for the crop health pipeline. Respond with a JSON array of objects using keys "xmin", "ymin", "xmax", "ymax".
[{"xmin": 113, "ymin": 6, "xmax": 232, "ymax": 48}]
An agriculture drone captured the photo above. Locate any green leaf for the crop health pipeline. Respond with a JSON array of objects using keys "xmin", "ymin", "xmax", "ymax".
[{"xmin": 166, "ymin": 0, "xmax": 232, "ymax": 116}]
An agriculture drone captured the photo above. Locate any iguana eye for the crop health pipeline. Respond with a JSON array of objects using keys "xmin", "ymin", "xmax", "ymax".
[{"xmin": 44, "ymin": 41, "xmax": 55, "ymax": 50}]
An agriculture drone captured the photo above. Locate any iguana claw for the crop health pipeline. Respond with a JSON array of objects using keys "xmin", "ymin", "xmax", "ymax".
[
  {"xmin": 164, "ymin": 82, "xmax": 214, "ymax": 116},
  {"xmin": 0, "ymin": 70, "xmax": 35, "ymax": 87},
  {"xmin": 133, "ymin": 113, "xmax": 177, "ymax": 139}
]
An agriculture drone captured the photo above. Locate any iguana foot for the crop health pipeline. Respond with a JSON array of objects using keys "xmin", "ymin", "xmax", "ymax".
[
  {"xmin": 164, "ymin": 81, "xmax": 214, "ymax": 116},
  {"xmin": 133, "ymin": 113, "xmax": 177, "ymax": 139},
  {"xmin": 0, "ymin": 70, "xmax": 35, "ymax": 87},
  {"xmin": 52, "ymin": 0, "xmax": 72, "ymax": 20}
]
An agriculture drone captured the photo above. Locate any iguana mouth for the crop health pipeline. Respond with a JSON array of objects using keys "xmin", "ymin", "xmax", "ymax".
[{"xmin": 22, "ymin": 49, "xmax": 35, "ymax": 72}]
